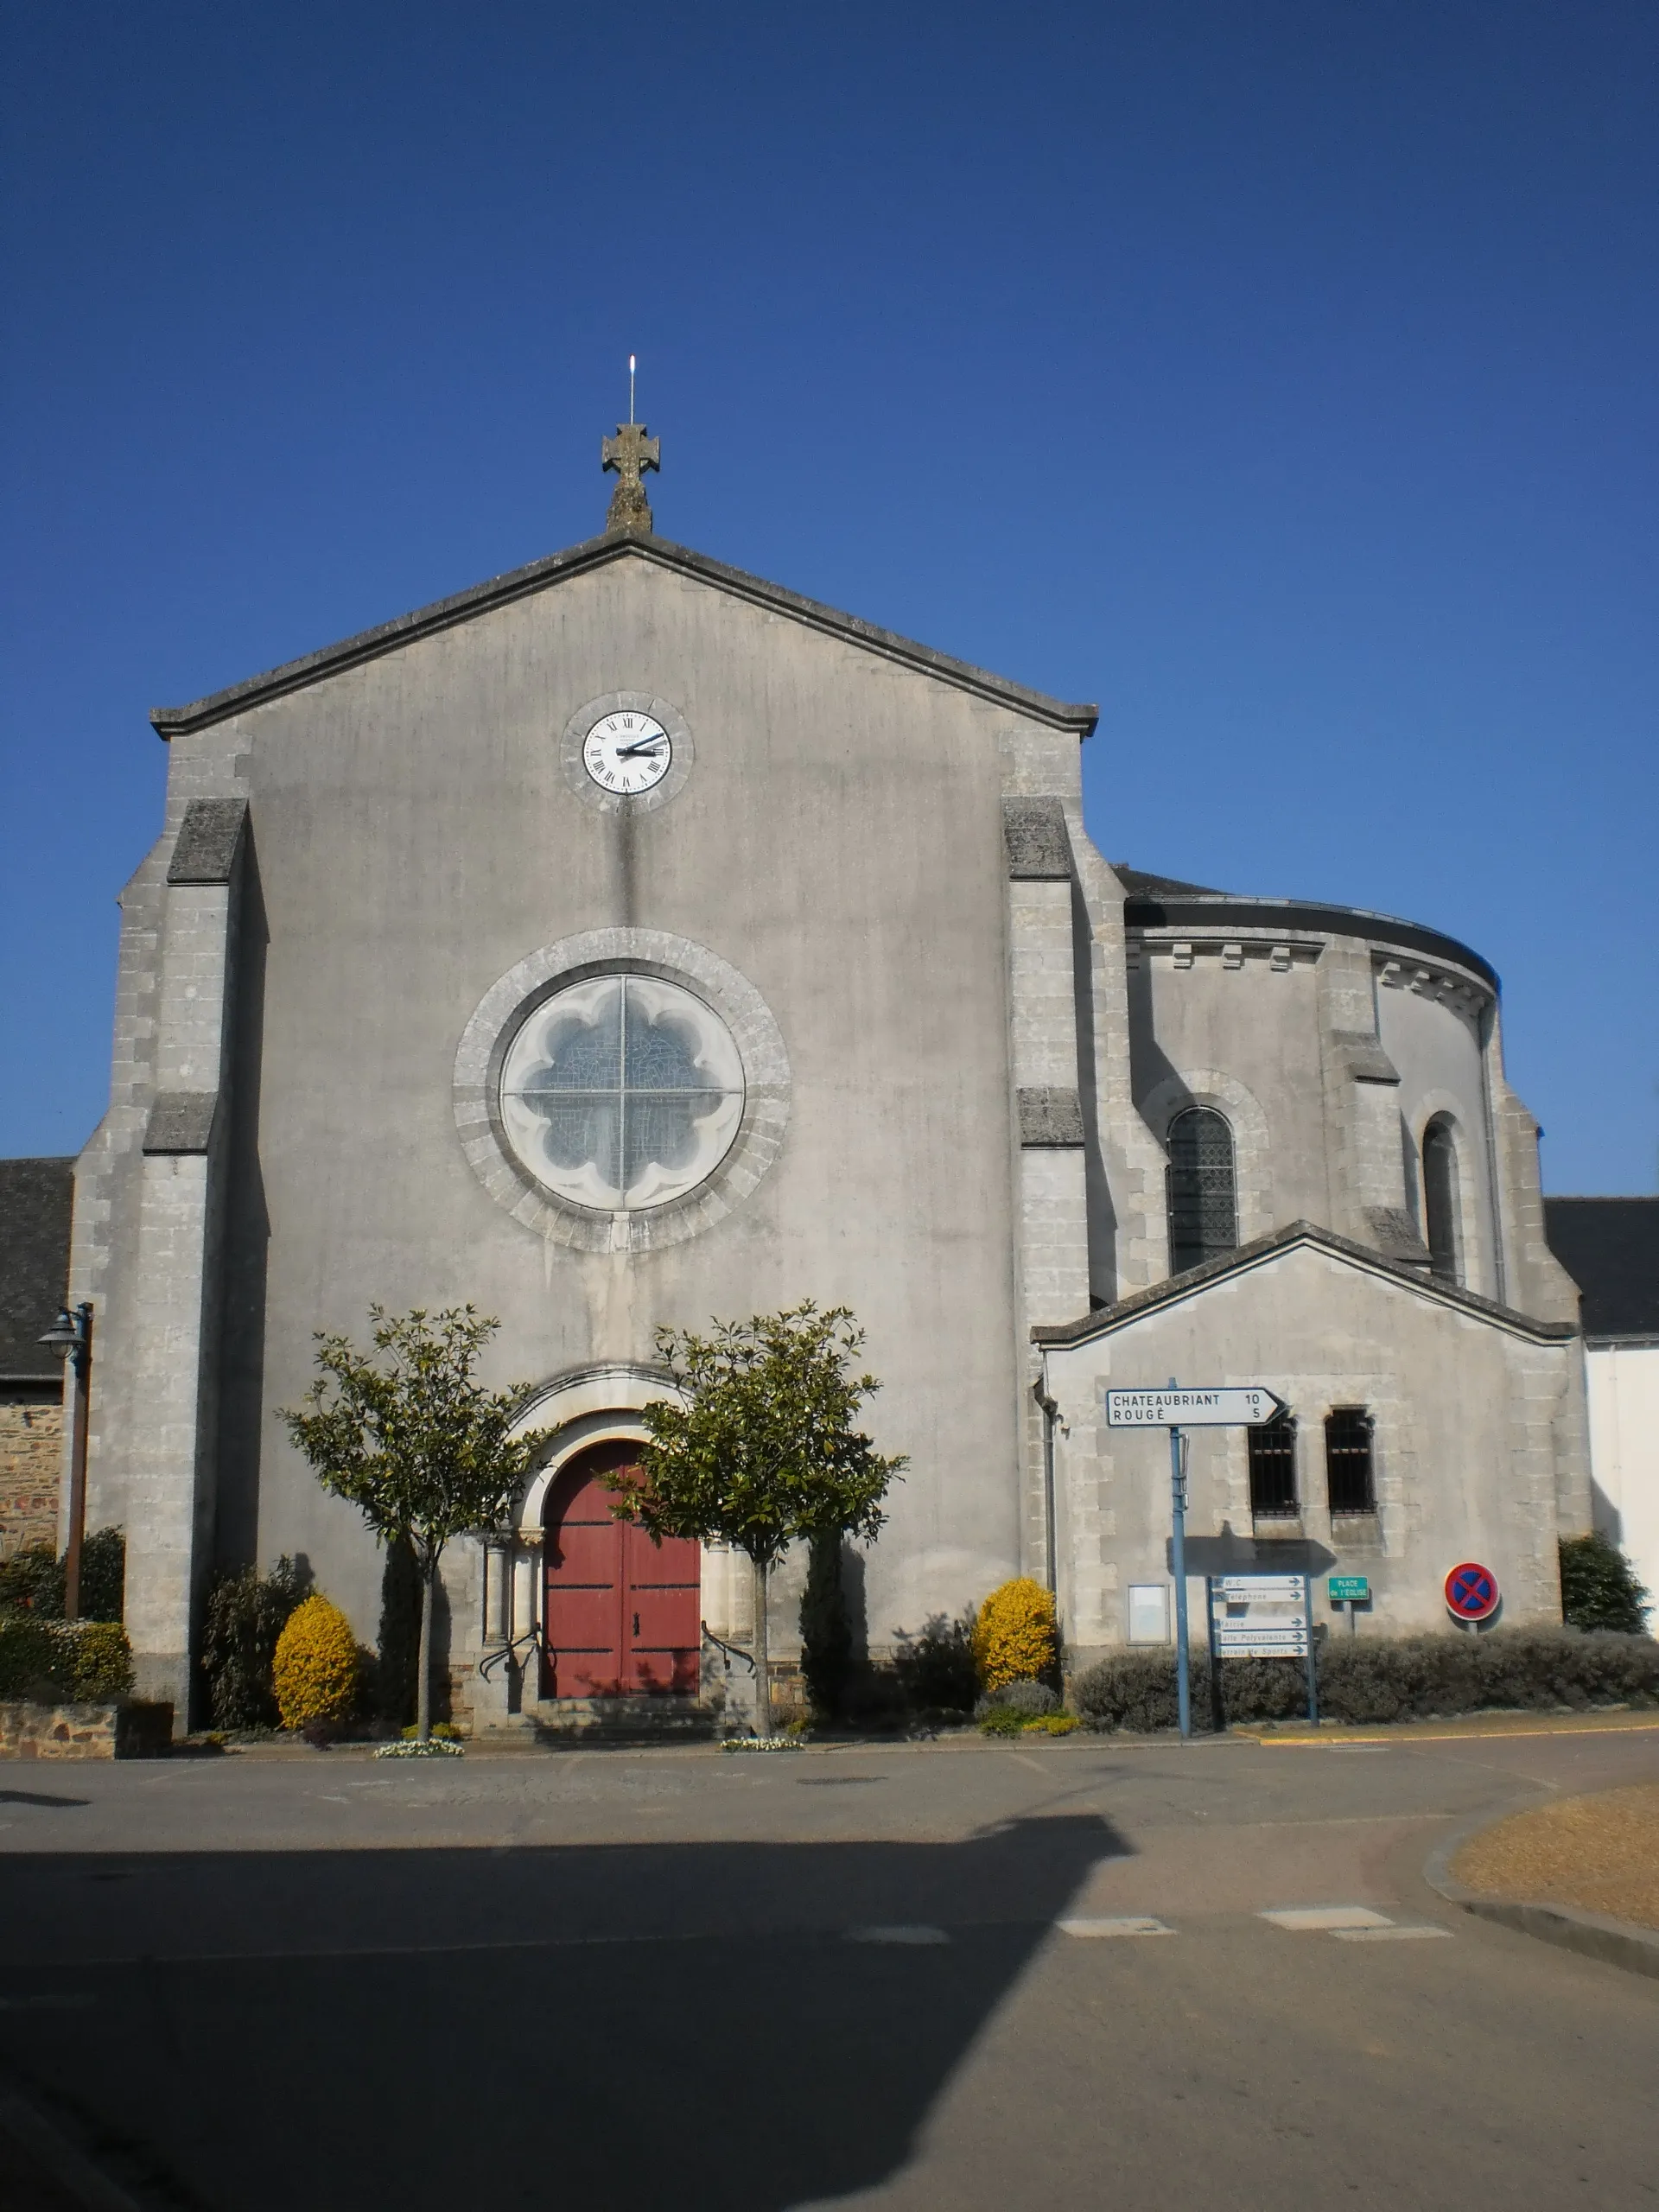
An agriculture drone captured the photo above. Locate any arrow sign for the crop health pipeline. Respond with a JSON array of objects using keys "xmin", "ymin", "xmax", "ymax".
[{"xmin": 1105, "ymin": 1387, "xmax": 1287, "ymax": 1428}]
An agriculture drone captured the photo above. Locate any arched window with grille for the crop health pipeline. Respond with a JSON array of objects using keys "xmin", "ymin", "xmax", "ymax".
[
  {"xmin": 1421, "ymin": 1116, "xmax": 1460, "ymax": 1286},
  {"xmin": 1166, "ymin": 1106, "xmax": 1238, "ymax": 1274}
]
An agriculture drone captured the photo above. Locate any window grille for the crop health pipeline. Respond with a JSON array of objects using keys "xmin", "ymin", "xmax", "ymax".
[
  {"xmin": 1421, "ymin": 1118, "xmax": 1460, "ymax": 1285},
  {"xmin": 1325, "ymin": 1407, "xmax": 1376, "ymax": 1515},
  {"xmin": 1248, "ymin": 1411, "xmax": 1298, "ymax": 1516},
  {"xmin": 1166, "ymin": 1106, "xmax": 1238, "ymax": 1274}
]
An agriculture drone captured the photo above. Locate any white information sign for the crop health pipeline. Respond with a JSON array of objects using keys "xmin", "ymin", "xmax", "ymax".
[
  {"xmin": 1212, "ymin": 1575, "xmax": 1306, "ymax": 1602},
  {"xmin": 1105, "ymin": 1387, "xmax": 1286, "ymax": 1428},
  {"xmin": 1211, "ymin": 1572, "xmax": 1309, "ymax": 1659}
]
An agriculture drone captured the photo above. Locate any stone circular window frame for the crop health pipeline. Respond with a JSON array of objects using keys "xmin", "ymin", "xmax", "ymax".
[
  {"xmin": 560, "ymin": 690, "xmax": 695, "ymax": 817},
  {"xmin": 454, "ymin": 929, "xmax": 791, "ymax": 1255}
]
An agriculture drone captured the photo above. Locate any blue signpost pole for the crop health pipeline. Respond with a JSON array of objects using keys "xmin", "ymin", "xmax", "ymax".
[
  {"xmin": 1304, "ymin": 1573, "xmax": 1319, "ymax": 1726},
  {"xmin": 1169, "ymin": 1381, "xmax": 1191, "ymax": 1742}
]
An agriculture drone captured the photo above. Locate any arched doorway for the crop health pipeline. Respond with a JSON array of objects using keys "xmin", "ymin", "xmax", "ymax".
[{"xmin": 541, "ymin": 1439, "xmax": 701, "ymax": 1699}]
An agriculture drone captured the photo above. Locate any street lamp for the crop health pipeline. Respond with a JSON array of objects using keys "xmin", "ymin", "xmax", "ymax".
[{"xmin": 38, "ymin": 1303, "xmax": 92, "ymax": 1621}]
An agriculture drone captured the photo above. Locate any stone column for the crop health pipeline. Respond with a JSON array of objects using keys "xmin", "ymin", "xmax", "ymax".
[
  {"xmin": 120, "ymin": 800, "xmax": 247, "ymax": 1719},
  {"xmin": 1004, "ymin": 800, "xmax": 1090, "ymax": 1587}
]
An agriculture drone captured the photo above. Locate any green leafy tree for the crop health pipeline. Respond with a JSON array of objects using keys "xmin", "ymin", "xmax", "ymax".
[
  {"xmin": 282, "ymin": 1307, "xmax": 547, "ymax": 1740},
  {"xmin": 1559, "ymin": 1531, "xmax": 1651, "ymax": 1635},
  {"xmin": 607, "ymin": 1304, "xmax": 906, "ymax": 1736}
]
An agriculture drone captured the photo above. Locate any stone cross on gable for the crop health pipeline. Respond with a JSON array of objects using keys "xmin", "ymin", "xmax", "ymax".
[{"xmin": 601, "ymin": 423, "xmax": 660, "ymax": 534}]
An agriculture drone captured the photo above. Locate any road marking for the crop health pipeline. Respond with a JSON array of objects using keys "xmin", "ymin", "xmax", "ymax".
[
  {"xmin": 1260, "ymin": 1906, "xmax": 1394, "ymax": 1931},
  {"xmin": 844, "ymin": 1925, "xmax": 950, "ymax": 1946},
  {"xmin": 1254, "ymin": 1719, "xmax": 1659, "ymax": 1748},
  {"xmin": 1058, "ymin": 1916, "xmax": 1174, "ymax": 1938},
  {"xmin": 1332, "ymin": 1925, "xmax": 1453, "ymax": 1942}
]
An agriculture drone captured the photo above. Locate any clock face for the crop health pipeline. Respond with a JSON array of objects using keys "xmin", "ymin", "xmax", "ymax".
[{"xmin": 582, "ymin": 710, "xmax": 671, "ymax": 795}]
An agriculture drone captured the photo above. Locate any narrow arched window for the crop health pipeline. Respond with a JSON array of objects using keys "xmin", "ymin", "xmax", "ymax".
[
  {"xmin": 1166, "ymin": 1106, "xmax": 1237, "ymax": 1274},
  {"xmin": 1421, "ymin": 1117, "xmax": 1460, "ymax": 1286}
]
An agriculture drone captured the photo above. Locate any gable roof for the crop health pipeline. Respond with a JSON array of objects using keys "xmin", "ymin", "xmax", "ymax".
[
  {"xmin": 0, "ymin": 1157, "xmax": 73, "ymax": 1384},
  {"xmin": 150, "ymin": 532, "xmax": 1099, "ymax": 741},
  {"xmin": 1033, "ymin": 1219, "xmax": 1576, "ymax": 1350},
  {"xmin": 1544, "ymin": 1197, "xmax": 1659, "ymax": 1342}
]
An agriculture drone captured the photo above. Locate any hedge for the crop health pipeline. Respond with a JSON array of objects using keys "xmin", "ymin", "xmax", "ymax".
[
  {"xmin": 1074, "ymin": 1627, "xmax": 1659, "ymax": 1732},
  {"xmin": 0, "ymin": 1614, "xmax": 136, "ymax": 1701}
]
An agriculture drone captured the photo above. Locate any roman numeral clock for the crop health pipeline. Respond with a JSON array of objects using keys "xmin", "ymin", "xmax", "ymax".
[
  {"xmin": 582, "ymin": 709, "xmax": 671, "ymax": 794},
  {"xmin": 560, "ymin": 690, "xmax": 694, "ymax": 815}
]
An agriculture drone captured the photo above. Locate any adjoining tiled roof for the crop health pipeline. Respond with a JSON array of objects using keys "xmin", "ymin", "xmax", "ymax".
[
  {"xmin": 0, "ymin": 1158, "xmax": 73, "ymax": 1382},
  {"xmin": 1033, "ymin": 1218, "xmax": 1576, "ymax": 1349},
  {"xmin": 1545, "ymin": 1197, "xmax": 1659, "ymax": 1340},
  {"xmin": 1113, "ymin": 862, "xmax": 1499, "ymax": 992}
]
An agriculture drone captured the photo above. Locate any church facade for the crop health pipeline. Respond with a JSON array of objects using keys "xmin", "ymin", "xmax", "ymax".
[{"xmin": 64, "ymin": 450, "xmax": 1592, "ymax": 1725}]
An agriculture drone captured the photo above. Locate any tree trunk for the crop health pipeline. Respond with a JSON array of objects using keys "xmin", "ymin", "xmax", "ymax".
[
  {"xmin": 752, "ymin": 1554, "xmax": 770, "ymax": 1739},
  {"xmin": 416, "ymin": 1557, "xmax": 435, "ymax": 1743}
]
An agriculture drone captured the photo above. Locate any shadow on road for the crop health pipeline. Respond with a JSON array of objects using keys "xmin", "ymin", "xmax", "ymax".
[{"xmin": 0, "ymin": 1812, "xmax": 1127, "ymax": 2211}]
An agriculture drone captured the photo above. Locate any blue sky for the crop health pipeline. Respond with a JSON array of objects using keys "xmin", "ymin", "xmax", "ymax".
[{"xmin": 3, "ymin": 3, "xmax": 1655, "ymax": 1190}]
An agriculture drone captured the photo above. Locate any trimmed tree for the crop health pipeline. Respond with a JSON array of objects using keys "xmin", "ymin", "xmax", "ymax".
[
  {"xmin": 606, "ymin": 1304, "xmax": 906, "ymax": 1736},
  {"xmin": 282, "ymin": 1306, "xmax": 547, "ymax": 1740}
]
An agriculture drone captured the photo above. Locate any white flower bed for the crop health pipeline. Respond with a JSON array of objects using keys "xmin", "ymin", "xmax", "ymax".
[
  {"xmin": 374, "ymin": 1738, "xmax": 465, "ymax": 1758},
  {"xmin": 720, "ymin": 1736, "xmax": 804, "ymax": 1753}
]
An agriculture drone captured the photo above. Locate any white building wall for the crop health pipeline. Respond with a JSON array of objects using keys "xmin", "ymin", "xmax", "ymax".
[{"xmin": 1585, "ymin": 1342, "xmax": 1659, "ymax": 1616}]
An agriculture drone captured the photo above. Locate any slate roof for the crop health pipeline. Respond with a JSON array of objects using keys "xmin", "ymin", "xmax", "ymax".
[
  {"xmin": 0, "ymin": 1158, "xmax": 73, "ymax": 1383},
  {"xmin": 150, "ymin": 532, "xmax": 1098, "ymax": 741},
  {"xmin": 1112, "ymin": 862, "xmax": 1498, "ymax": 992},
  {"xmin": 1033, "ymin": 1218, "xmax": 1576, "ymax": 1349},
  {"xmin": 1544, "ymin": 1197, "xmax": 1659, "ymax": 1341}
]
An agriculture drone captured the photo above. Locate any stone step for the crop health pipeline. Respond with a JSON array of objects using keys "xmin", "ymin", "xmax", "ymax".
[{"xmin": 493, "ymin": 1696, "xmax": 727, "ymax": 1747}]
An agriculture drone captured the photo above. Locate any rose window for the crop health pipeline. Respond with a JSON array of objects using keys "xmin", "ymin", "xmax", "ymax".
[{"xmin": 498, "ymin": 975, "xmax": 745, "ymax": 1211}]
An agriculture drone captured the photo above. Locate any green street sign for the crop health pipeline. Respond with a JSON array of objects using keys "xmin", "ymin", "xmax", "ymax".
[{"xmin": 1329, "ymin": 1576, "xmax": 1370, "ymax": 1603}]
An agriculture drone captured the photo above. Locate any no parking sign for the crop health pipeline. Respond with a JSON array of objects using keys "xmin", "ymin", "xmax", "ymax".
[{"xmin": 1445, "ymin": 1561, "xmax": 1500, "ymax": 1623}]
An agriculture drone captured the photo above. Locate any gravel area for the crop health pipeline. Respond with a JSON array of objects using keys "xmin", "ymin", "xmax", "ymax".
[{"xmin": 1452, "ymin": 1783, "xmax": 1659, "ymax": 1929}]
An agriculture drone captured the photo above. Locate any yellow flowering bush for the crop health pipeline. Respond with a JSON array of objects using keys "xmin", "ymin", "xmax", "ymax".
[
  {"xmin": 971, "ymin": 1577, "xmax": 1058, "ymax": 1691},
  {"xmin": 272, "ymin": 1594, "xmax": 359, "ymax": 1730}
]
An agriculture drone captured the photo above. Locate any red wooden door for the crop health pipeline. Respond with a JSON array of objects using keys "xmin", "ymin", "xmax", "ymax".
[{"xmin": 542, "ymin": 1443, "xmax": 701, "ymax": 1698}]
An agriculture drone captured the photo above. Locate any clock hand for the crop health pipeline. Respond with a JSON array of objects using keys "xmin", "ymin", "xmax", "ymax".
[{"xmin": 615, "ymin": 737, "xmax": 666, "ymax": 758}]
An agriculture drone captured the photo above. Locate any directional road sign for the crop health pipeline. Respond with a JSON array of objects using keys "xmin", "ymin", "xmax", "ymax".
[
  {"xmin": 1214, "ymin": 1574, "xmax": 1306, "ymax": 1601},
  {"xmin": 1445, "ymin": 1561, "xmax": 1500, "ymax": 1622},
  {"xmin": 1105, "ymin": 1386, "xmax": 1286, "ymax": 1428}
]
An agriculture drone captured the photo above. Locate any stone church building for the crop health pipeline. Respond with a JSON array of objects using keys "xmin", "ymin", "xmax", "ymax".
[{"xmin": 60, "ymin": 431, "xmax": 1592, "ymax": 1725}]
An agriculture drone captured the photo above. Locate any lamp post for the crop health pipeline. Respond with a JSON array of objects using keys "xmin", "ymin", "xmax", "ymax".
[{"xmin": 39, "ymin": 1304, "xmax": 92, "ymax": 1620}]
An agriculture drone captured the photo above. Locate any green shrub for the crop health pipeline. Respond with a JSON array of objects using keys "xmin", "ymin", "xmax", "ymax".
[
  {"xmin": 200, "ymin": 1557, "xmax": 308, "ymax": 1730},
  {"xmin": 978, "ymin": 1703, "xmax": 1029, "ymax": 1737},
  {"xmin": 839, "ymin": 1664, "xmax": 908, "ymax": 1729},
  {"xmin": 1559, "ymin": 1533, "xmax": 1650, "ymax": 1635},
  {"xmin": 799, "ymin": 1535, "xmax": 855, "ymax": 1719},
  {"xmin": 892, "ymin": 1611, "xmax": 978, "ymax": 1714},
  {"xmin": 0, "ymin": 1616, "xmax": 134, "ymax": 1701},
  {"xmin": 0, "ymin": 1611, "xmax": 63, "ymax": 1697},
  {"xmin": 0, "ymin": 1541, "xmax": 64, "ymax": 1618},
  {"xmin": 0, "ymin": 1528, "xmax": 125, "ymax": 1623},
  {"xmin": 78, "ymin": 1529, "xmax": 126, "ymax": 1624},
  {"xmin": 984, "ymin": 1678, "xmax": 1061, "ymax": 1718},
  {"xmin": 64, "ymin": 1622, "xmax": 135, "ymax": 1700},
  {"xmin": 1074, "ymin": 1627, "xmax": 1659, "ymax": 1732}
]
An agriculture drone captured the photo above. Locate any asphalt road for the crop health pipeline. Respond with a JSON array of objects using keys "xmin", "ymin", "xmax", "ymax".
[{"xmin": 1, "ymin": 1723, "xmax": 1656, "ymax": 2210}]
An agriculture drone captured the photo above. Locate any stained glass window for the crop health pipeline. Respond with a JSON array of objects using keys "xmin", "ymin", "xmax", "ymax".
[
  {"xmin": 499, "ymin": 976, "xmax": 745, "ymax": 1211},
  {"xmin": 1166, "ymin": 1106, "xmax": 1237, "ymax": 1274}
]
